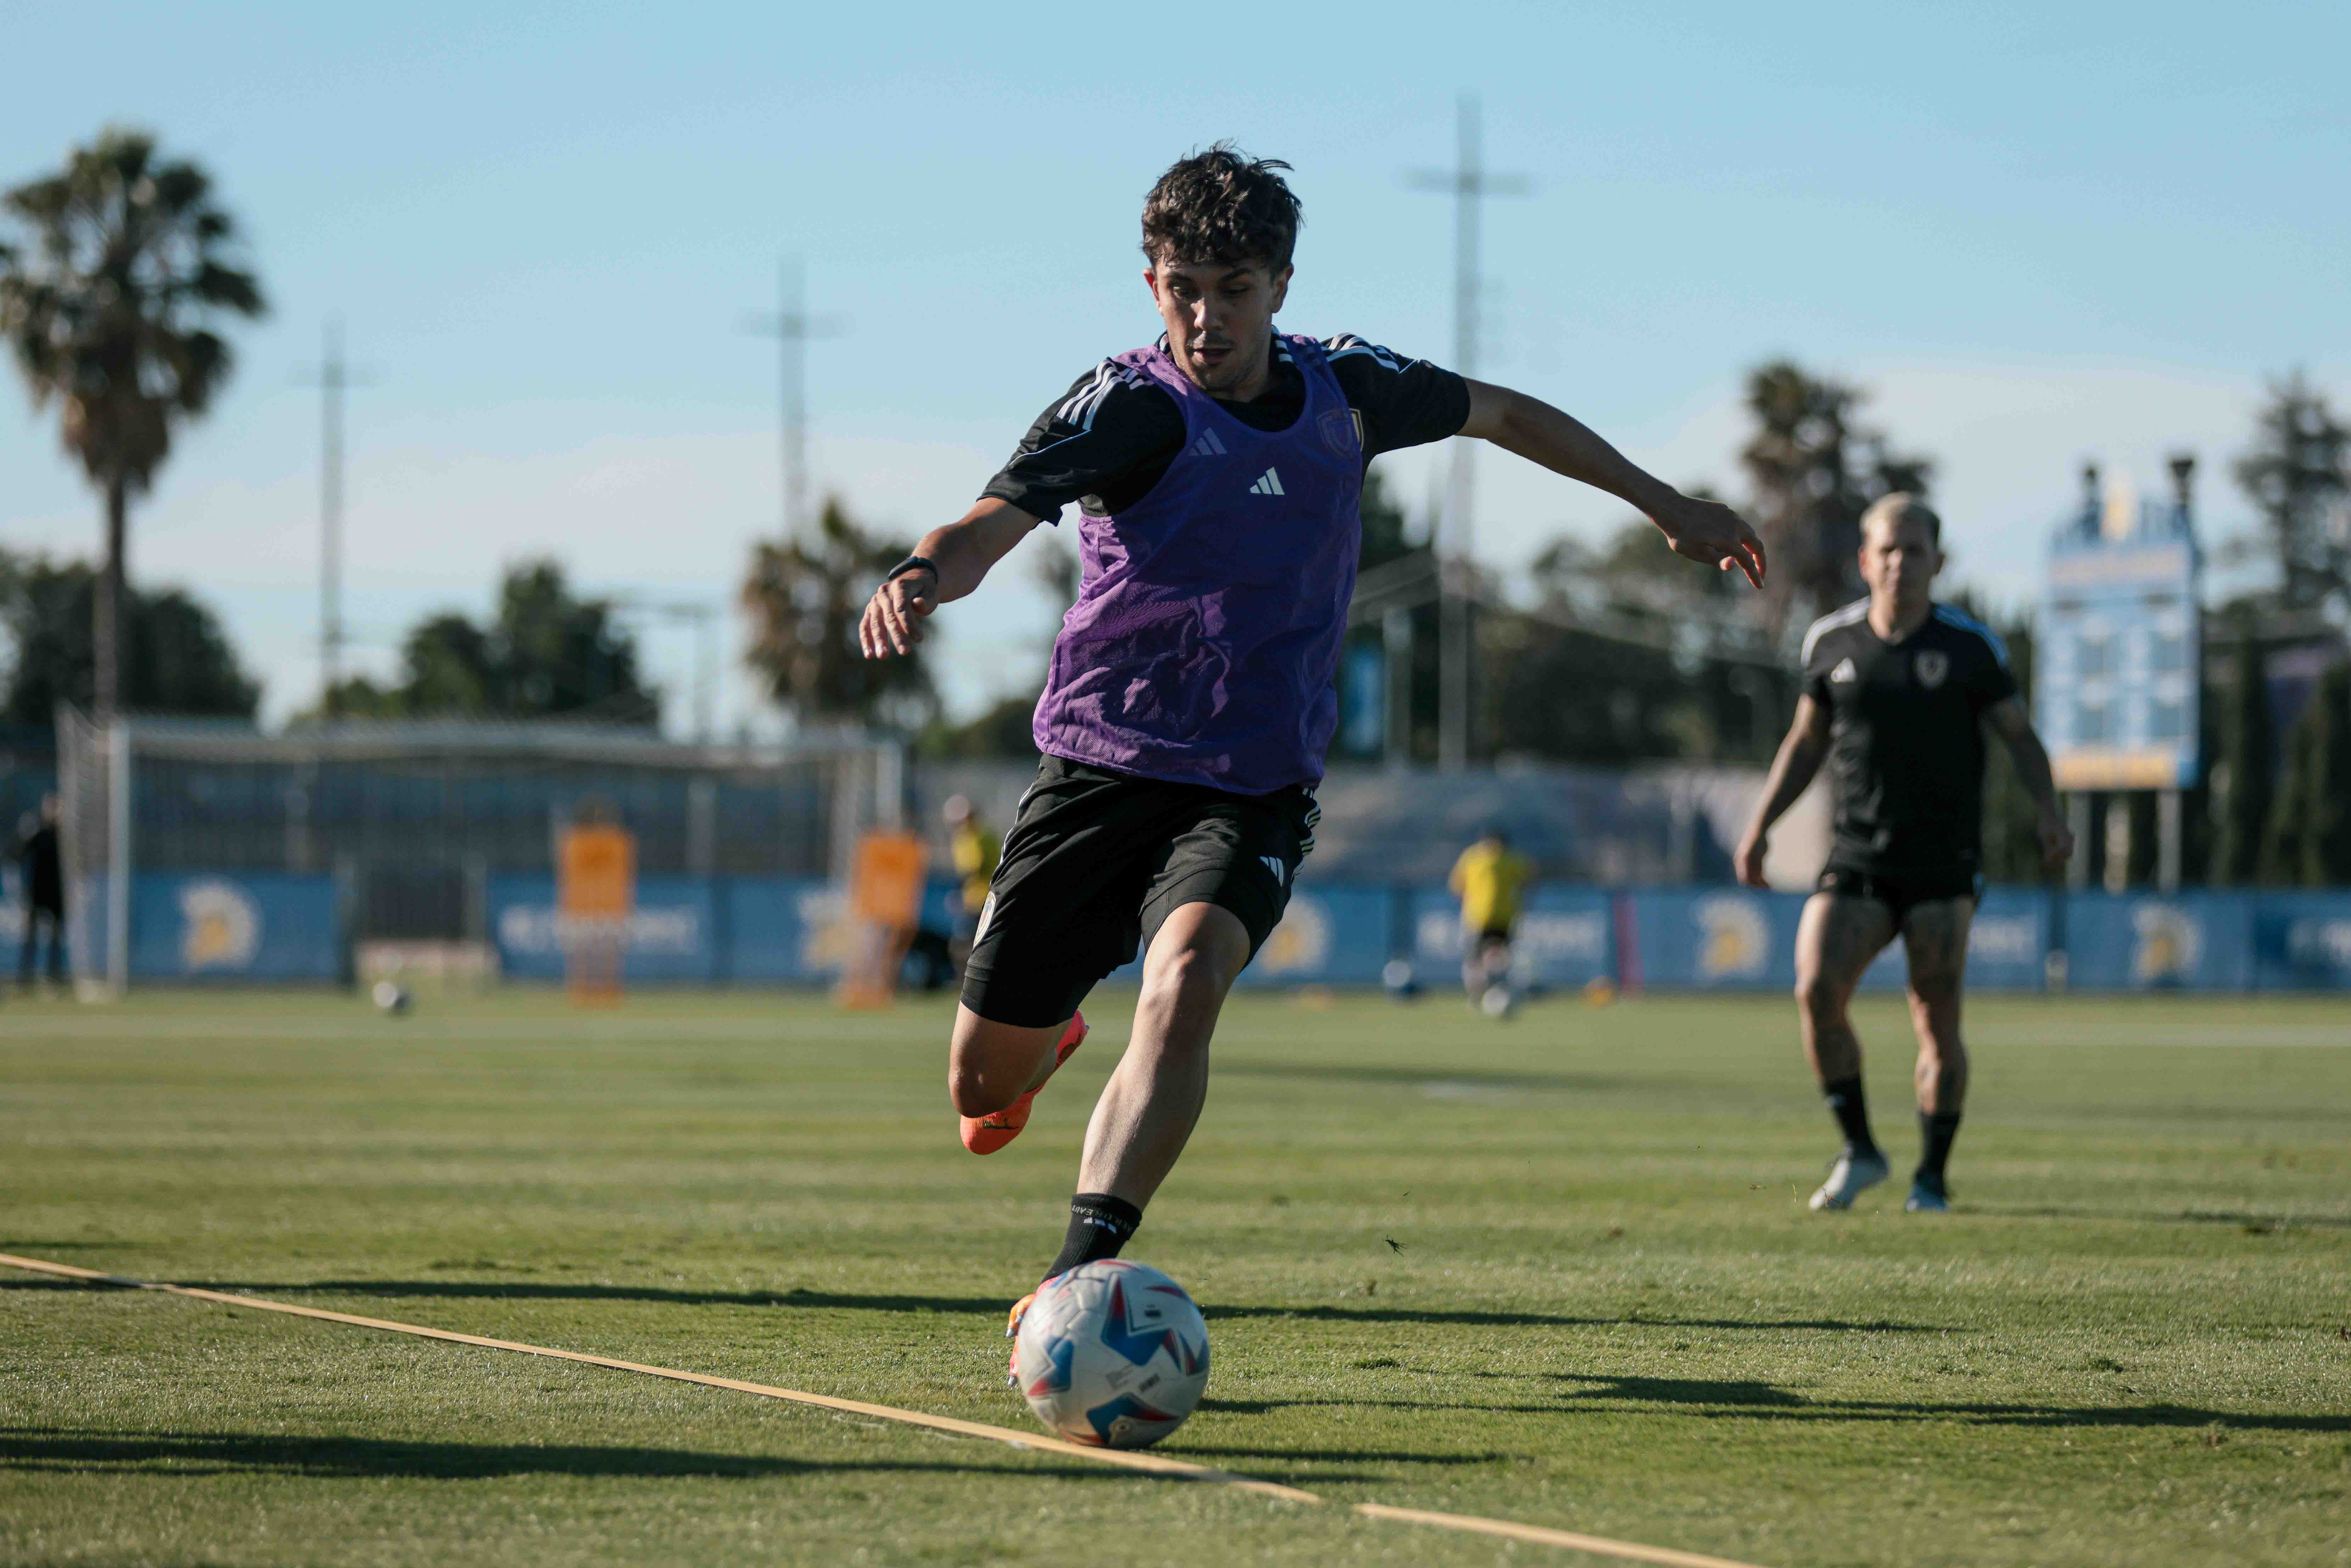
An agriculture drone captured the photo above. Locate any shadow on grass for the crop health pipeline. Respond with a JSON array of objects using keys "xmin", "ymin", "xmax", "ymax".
[
  {"xmin": 0, "ymin": 1426, "xmax": 1112, "ymax": 1482},
  {"xmin": 1964, "ymin": 1206, "xmax": 2351, "ymax": 1231},
  {"xmin": 1202, "ymin": 1304, "xmax": 1941, "ymax": 1333},
  {"xmin": 1173, "ymin": 1442, "xmax": 1505, "ymax": 1466},
  {"xmin": 1208, "ymin": 1375, "xmax": 2351, "ymax": 1435},
  {"xmin": 1, "ymin": 1274, "xmax": 1946, "ymax": 1335},
  {"xmin": 1217, "ymin": 1061, "xmax": 1633, "ymax": 1094},
  {"xmin": 0, "ymin": 1240, "xmax": 153, "ymax": 1253}
]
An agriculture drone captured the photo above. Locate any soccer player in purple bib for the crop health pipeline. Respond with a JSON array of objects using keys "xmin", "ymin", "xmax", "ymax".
[{"xmin": 860, "ymin": 146, "xmax": 1765, "ymax": 1334}]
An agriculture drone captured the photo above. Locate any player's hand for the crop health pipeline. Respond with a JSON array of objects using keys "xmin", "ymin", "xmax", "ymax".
[
  {"xmin": 2036, "ymin": 809, "xmax": 2075, "ymax": 871},
  {"xmin": 1733, "ymin": 826, "xmax": 1771, "ymax": 889},
  {"xmin": 1651, "ymin": 493, "xmax": 1766, "ymax": 589},
  {"xmin": 859, "ymin": 569, "xmax": 937, "ymax": 659}
]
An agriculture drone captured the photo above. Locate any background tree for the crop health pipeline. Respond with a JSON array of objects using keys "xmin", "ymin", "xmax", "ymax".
[
  {"xmin": 2260, "ymin": 660, "xmax": 2351, "ymax": 886},
  {"xmin": 2205, "ymin": 611, "xmax": 2273, "ymax": 884},
  {"xmin": 1487, "ymin": 508, "xmax": 1792, "ymax": 765},
  {"xmin": 0, "ymin": 129, "xmax": 265, "ymax": 727},
  {"xmin": 2233, "ymin": 371, "xmax": 2350, "ymax": 617},
  {"xmin": 0, "ymin": 548, "xmax": 258, "ymax": 723},
  {"xmin": 1739, "ymin": 360, "xmax": 1933, "ymax": 641},
  {"xmin": 320, "ymin": 560, "xmax": 657, "ymax": 725},
  {"xmin": 742, "ymin": 497, "xmax": 937, "ymax": 731},
  {"xmin": 1357, "ymin": 466, "xmax": 1421, "ymax": 573}
]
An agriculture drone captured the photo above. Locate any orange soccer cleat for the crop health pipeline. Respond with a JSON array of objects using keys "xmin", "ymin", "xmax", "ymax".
[{"xmin": 960, "ymin": 1011, "xmax": 1087, "ymax": 1155}]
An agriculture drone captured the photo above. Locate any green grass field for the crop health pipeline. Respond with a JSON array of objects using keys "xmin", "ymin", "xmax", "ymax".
[{"xmin": 2, "ymin": 984, "xmax": 2346, "ymax": 1567}]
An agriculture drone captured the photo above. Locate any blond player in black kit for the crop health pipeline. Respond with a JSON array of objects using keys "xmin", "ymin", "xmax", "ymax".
[{"xmin": 1736, "ymin": 495, "xmax": 2073, "ymax": 1213}]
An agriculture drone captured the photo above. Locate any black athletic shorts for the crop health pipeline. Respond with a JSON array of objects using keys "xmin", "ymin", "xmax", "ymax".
[
  {"xmin": 960, "ymin": 756, "xmax": 1318, "ymax": 1028},
  {"xmin": 1474, "ymin": 922, "xmax": 1514, "ymax": 948},
  {"xmin": 1816, "ymin": 863, "xmax": 1982, "ymax": 923}
]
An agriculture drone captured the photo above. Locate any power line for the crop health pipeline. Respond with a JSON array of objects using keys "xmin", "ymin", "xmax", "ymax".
[
  {"xmin": 294, "ymin": 318, "xmax": 373, "ymax": 716},
  {"xmin": 742, "ymin": 257, "xmax": 847, "ymax": 543},
  {"xmin": 1407, "ymin": 93, "xmax": 1529, "ymax": 771},
  {"xmin": 610, "ymin": 596, "xmax": 722, "ymax": 744}
]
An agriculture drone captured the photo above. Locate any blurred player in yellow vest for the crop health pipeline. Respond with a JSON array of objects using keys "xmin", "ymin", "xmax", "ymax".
[
  {"xmin": 1450, "ymin": 826, "xmax": 1532, "ymax": 1015},
  {"xmin": 943, "ymin": 794, "xmax": 1001, "ymax": 976}
]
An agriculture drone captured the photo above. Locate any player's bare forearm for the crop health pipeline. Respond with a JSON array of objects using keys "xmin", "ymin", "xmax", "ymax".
[
  {"xmin": 916, "ymin": 499, "xmax": 1042, "ymax": 604},
  {"xmin": 860, "ymin": 499, "xmax": 1042, "ymax": 658},
  {"xmin": 1990, "ymin": 700, "xmax": 2062, "ymax": 815},
  {"xmin": 1988, "ymin": 696, "xmax": 2075, "ymax": 868},
  {"xmin": 1750, "ymin": 697, "xmax": 1830, "ymax": 837},
  {"xmin": 1458, "ymin": 379, "xmax": 1766, "ymax": 588},
  {"xmin": 1736, "ymin": 697, "xmax": 1828, "ymax": 886}
]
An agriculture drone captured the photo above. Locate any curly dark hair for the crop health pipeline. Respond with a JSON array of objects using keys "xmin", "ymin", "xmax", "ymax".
[{"xmin": 1140, "ymin": 143, "xmax": 1303, "ymax": 273}]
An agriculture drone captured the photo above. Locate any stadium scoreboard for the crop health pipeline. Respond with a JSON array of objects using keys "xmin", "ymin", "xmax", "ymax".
[{"xmin": 2035, "ymin": 464, "xmax": 2202, "ymax": 791}]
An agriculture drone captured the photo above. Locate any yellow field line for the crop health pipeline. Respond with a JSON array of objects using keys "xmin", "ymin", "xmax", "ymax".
[{"xmin": 1, "ymin": 1251, "xmax": 1772, "ymax": 1568}]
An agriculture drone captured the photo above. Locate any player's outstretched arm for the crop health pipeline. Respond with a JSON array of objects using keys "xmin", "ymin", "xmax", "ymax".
[
  {"xmin": 859, "ymin": 498, "xmax": 1044, "ymax": 659},
  {"xmin": 1734, "ymin": 694, "xmax": 1831, "ymax": 888},
  {"xmin": 1456, "ymin": 379, "xmax": 1766, "ymax": 588},
  {"xmin": 1986, "ymin": 697, "xmax": 2076, "ymax": 870}
]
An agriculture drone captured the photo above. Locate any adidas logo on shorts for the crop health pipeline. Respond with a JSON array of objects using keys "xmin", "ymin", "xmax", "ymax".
[
  {"xmin": 1829, "ymin": 657, "xmax": 1858, "ymax": 684},
  {"xmin": 1260, "ymin": 855, "xmax": 1289, "ymax": 887}
]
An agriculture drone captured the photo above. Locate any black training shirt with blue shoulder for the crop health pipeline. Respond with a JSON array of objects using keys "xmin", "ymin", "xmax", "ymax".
[
  {"xmin": 980, "ymin": 333, "xmax": 1468, "ymax": 521},
  {"xmin": 1800, "ymin": 600, "xmax": 2019, "ymax": 877}
]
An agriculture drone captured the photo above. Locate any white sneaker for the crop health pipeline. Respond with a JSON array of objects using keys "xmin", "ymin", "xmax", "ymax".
[
  {"xmin": 1808, "ymin": 1149, "xmax": 1890, "ymax": 1211},
  {"xmin": 1904, "ymin": 1175, "xmax": 1949, "ymax": 1213}
]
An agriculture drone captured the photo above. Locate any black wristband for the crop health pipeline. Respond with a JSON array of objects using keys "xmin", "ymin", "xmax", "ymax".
[{"xmin": 884, "ymin": 555, "xmax": 938, "ymax": 586}]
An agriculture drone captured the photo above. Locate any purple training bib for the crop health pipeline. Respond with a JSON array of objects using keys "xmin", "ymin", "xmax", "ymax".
[{"xmin": 1033, "ymin": 334, "xmax": 1363, "ymax": 795}]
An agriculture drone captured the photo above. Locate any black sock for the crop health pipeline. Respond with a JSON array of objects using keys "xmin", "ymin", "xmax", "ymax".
[
  {"xmin": 1043, "ymin": 1193, "xmax": 1142, "ymax": 1283},
  {"xmin": 1822, "ymin": 1076, "xmax": 1880, "ymax": 1158},
  {"xmin": 1917, "ymin": 1110, "xmax": 1962, "ymax": 1180}
]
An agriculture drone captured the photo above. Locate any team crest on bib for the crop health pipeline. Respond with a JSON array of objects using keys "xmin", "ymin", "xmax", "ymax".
[
  {"xmin": 1318, "ymin": 406, "xmax": 1361, "ymax": 457},
  {"xmin": 1914, "ymin": 650, "xmax": 1951, "ymax": 690}
]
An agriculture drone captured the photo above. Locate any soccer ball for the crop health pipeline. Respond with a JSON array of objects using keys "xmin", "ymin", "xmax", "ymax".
[
  {"xmin": 372, "ymin": 981, "xmax": 411, "ymax": 1015},
  {"xmin": 1011, "ymin": 1260, "xmax": 1210, "ymax": 1449},
  {"xmin": 1479, "ymin": 982, "xmax": 1516, "ymax": 1019}
]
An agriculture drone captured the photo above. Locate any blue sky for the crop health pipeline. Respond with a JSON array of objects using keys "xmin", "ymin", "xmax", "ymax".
[{"xmin": 4, "ymin": 0, "xmax": 2345, "ymax": 731}]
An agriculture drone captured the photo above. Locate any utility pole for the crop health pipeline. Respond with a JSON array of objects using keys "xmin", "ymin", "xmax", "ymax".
[
  {"xmin": 614, "ymin": 597, "xmax": 721, "ymax": 743},
  {"xmin": 743, "ymin": 257, "xmax": 846, "ymax": 542},
  {"xmin": 298, "ymin": 318, "xmax": 369, "ymax": 716},
  {"xmin": 1408, "ymin": 93, "xmax": 1528, "ymax": 772}
]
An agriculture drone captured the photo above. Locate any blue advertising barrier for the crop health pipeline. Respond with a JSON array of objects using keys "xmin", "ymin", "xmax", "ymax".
[
  {"xmin": 1236, "ymin": 884, "xmax": 1393, "ymax": 986},
  {"xmin": 1408, "ymin": 886, "xmax": 1614, "ymax": 990},
  {"xmin": 120, "ymin": 865, "xmax": 2351, "ymax": 992},
  {"xmin": 489, "ymin": 875, "xmax": 719, "ymax": 983},
  {"xmin": 2249, "ymin": 893, "xmax": 2351, "ymax": 992},
  {"xmin": 1629, "ymin": 888, "xmax": 1803, "ymax": 990},
  {"xmin": 724, "ymin": 877, "xmax": 840, "ymax": 983},
  {"xmin": 2060, "ymin": 892, "xmax": 2256, "ymax": 991},
  {"xmin": 128, "ymin": 872, "xmax": 343, "ymax": 981},
  {"xmin": 1631, "ymin": 886, "xmax": 2058, "ymax": 993}
]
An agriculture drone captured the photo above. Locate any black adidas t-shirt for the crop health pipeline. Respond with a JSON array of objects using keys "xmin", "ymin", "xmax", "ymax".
[
  {"xmin": 1801, "ymin": 601, "xmax": 2020, "ymax": 876},
  {"xmin": 982, "ymin": 333, "xmax": 1469, "ymax": 522}
]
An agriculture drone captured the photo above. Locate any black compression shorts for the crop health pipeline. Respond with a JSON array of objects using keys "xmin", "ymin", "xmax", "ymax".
[
  {"xmin": 1816, "ymin": 863, "xmax": 1981, "ymax": 923},
  {"xmin": 960, "ymin": 756, "xmax": 1318, "ymax": 1028}
]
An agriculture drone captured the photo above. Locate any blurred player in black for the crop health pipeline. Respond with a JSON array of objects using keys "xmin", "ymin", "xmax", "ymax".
[
  {"xmin": 15, "ymin": 793, "xmax": 66, "ymax": 990},
  {"xmin": 1735, "ymin": 496, "xmax": 2071, "ymax": 1213}
]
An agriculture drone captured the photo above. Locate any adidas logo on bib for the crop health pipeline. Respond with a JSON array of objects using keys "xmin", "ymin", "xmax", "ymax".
[
  {"xmin": 1247, "ymin": 467, "xmax": 1285, "ymax": 496},
  {"xmin": 1189, "ymin": 428, "xmax": 1228, "ymax": 457}
]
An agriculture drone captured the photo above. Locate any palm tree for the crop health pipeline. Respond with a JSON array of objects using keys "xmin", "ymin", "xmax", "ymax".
[
  {"xmin": 742, "ymin": 496, "xmax": 938, "ymax": 730},
  {"xmin": 0, "ymin": 127, "xmax": 265, "ymax": 726}
]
